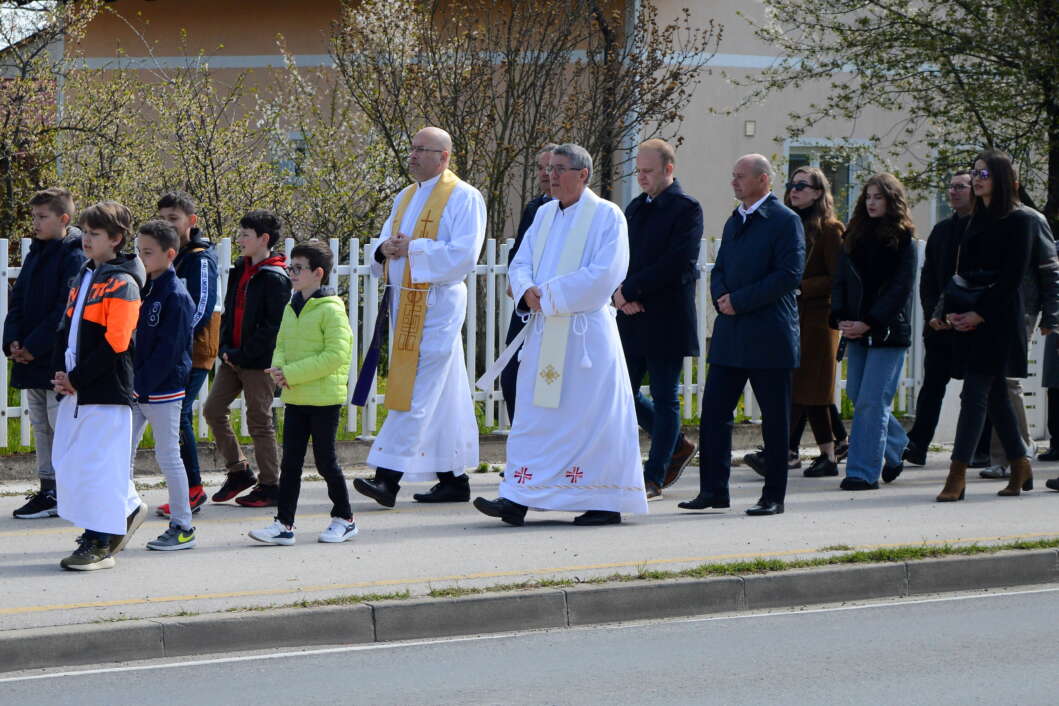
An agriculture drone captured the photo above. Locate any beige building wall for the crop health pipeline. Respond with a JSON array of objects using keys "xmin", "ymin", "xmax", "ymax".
[
  {"xmin": 73, "ymin": 0, "xmax": 940, "ymax": 236},
  {"xmin": 650, "ymin": 0, "xmax": 938, "ymax": 237}
]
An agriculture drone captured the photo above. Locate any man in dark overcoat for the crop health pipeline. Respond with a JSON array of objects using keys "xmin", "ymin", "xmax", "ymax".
[
  {"xmin": 679, "ymin": 154, "xmax": 805, "ymax": 516},
  {"xmin": 615, "ymin": 139, "xmax": 703, "ymax": 499}
]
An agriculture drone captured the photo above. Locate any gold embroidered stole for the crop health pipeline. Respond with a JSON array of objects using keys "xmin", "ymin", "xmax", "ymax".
[{"xmin": 385, "ymin": 168, "xmax": 460, "ymax": 411}]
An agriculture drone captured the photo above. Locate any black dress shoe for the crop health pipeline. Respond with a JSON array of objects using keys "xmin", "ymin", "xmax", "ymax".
[
  {"xmin": 677, "ymin": 493, "xmax": 731, "ymax": 510},
  {"xmin": 1045, "ymin": 477, "xmax": 1059, "ymax": 491},
  {"xmin": 473, "ymin": 496, "xmax": 527, "ymax": 526},
  {"xmin": 746, "ymin": 499, "xmax": 784, "ymax": 515},
  {"xmin": 413, "ymin": 473, "xmax": 470, "ymax": 503},
  {"xmin": 881, "ymin": 462, "xmax": 904, "ymax": 484},
  {"xmin": 1038, "ymin": 448, "xmax": 1059, "ymax": 462},
  {"xmin": 839, "ymin": 477, "xmax": 879, "ymax": 491},
  {"xmin": 742, "ymin": 450, "xmax": 766, "ymax": 477},
  {"xmin": 572, "ymin": 510, "xmax": 621, "ymax": 526},
  {"xmin": 353, "ymin": 475, "xmax": 399, "ymax": 508},
  {"xmin": 803, "ymin": 455, "xmax": 838, "ymax": 477},
  {"xmin": 903, "ymin": 442, "xmax": 927, "ymax": 466}
]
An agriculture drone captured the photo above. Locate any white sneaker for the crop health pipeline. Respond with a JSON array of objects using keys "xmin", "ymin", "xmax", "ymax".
[
  {"xmin": 979, "ymin": 464, "xmax": 1010, "ymax": 479},
  {"xmin": 319, "ymin": 518, "xmax": 358, "ymax": 543},
  {"xmin": 249, "ymin": 520, "xmax": 295, "ymax": 546}
]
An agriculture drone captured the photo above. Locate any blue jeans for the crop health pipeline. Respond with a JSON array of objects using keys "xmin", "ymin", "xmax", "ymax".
[
  {"xmin": 179, "ymin": 367, "xmax": 210, "ymax": 488},
  {"xmin": 845, "ymin": 342, "xmax": 908, "ymax": 483},
  {"xmin": 626, "ymin": 352, "xmax": 684, "ymax": 486}
]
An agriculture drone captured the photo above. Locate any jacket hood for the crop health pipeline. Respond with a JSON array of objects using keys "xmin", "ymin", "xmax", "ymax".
[
  {"xmin": 87, "ymin": 253, "xmax": 147, "ymax": 289},
  {"xmin": 64, "ymin": 225, "xmax": 84, "ymax": 248},
  {"xmin": 183, "ymin": 228, "xmax": 213, "ymax": 251},
  {"xmin": 246, "ymin": 253, "xmax": 289, "ymax": 280},
  {"xmin": 29, "ymin": 226, "xmax": 83, "ymax": 253}
]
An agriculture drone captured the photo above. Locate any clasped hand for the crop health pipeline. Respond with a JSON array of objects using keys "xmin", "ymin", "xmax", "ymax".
[
  {"xmin": 266, "ymin": 366, "xmax": 290, "ymax": 389},
  {"xmin": 947, "ymin": 312, "xmax": 984, "ymax": 332},
  {"xmin": 51, "ymin": 371, "xmax": 75, "ymax": 396},
  {"xmin": 7, "ymin": 341, "xmax": 33, "ymax": 363},
  {"xmin": 838, "ymin": 320, "xmax": 870, "ymax": 339},
  {"xmin": 381, "ymin": 233, "xmax": 410, "ymax": 259},
  {"xmin": 612, "ymin": 286, "xmax": 644, "ymax": 315}
]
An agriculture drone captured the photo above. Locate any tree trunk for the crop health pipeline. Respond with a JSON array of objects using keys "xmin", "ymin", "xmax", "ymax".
[{"xmin": 591, "ymin": 3, "xmax": 617, "ymax": 200}]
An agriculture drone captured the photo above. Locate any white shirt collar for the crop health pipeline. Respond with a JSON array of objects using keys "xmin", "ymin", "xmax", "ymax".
[
  {"xmin": 417, "ymin": 172, "xmax": 443, "ymax": 188},
  {"xmin": 557, "ymin": 190, "xmax": 588, "ymax": 216},
  {"xmin": 738, "ymin": 192, "xmax": 771, "ymax": 222}
]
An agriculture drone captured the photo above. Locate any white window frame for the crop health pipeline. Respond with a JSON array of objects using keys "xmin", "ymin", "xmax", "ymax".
[{"xmin": 782, "ymin": 138, "xmax": 872, "ymax": 220}]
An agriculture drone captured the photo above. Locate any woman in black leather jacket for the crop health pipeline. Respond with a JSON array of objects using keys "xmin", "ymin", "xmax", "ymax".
[{"xmin": 830, "ymin": 173, "xmax": 916, "ymax": 490}]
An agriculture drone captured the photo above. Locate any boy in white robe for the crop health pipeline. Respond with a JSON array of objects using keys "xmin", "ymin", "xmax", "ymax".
[{"xmin": 51, "ymin": 201, "xmax": 148, "ymax": 571}]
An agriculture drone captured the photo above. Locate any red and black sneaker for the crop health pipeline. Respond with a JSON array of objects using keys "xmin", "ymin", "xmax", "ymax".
[
  {"xmin": 234, "ymin": 484, "xmax": 279, "ymax": 508},
  {"xmin": 155, "ymin": 485, "xmax": 210, "ymax": 518},
  {"xmin": 189, "ymin": 485, "xmax": 207, "ymax": 511},
  {"xmin": 211, "ymin": 467, "xmax": 257, "ymax": 503}
]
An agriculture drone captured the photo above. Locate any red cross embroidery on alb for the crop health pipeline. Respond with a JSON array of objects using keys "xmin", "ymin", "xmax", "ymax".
[
  {"xmin": 514, "ymin": 467, "xmax": 533, "ymax": 484},
  {"xmin": 565, "ymin": 467, "xmax": 584, "ymax": 484}
]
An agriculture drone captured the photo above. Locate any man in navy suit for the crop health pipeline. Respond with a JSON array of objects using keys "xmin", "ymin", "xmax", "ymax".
[
  {"xmin": 615, "ymin": 139, "xmax": 703, "ymax": 500},
  {"xmin": 501, "ymin": 143, "xmax": 557, "ymax": 421},
  {"xmin": 679, "ymin": 154, "xmax": 805, "ymax": 516}
]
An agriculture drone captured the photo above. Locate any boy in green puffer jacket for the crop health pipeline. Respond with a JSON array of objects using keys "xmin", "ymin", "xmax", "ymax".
[{"xmin": 249, "ymin": 240, "xmax": 356, "ymax": 546}]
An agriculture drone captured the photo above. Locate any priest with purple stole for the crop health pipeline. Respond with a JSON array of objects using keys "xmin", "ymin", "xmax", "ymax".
[
  {"xmin": 474, "ymin": 143, "xmax": 648, "ymax": 526},
  {"xmin": 353, "ymin": 126, "xmax": 486, "ymax": 507}
]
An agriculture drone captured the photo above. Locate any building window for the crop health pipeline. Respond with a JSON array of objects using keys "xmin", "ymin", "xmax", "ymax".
[
  {"xmin": 785, "ymin": 140, "xmax": 870, "ymax": 223},
  {"xmin": 274, "ymin": 130, "xmax": 307, "ymax": 185}
]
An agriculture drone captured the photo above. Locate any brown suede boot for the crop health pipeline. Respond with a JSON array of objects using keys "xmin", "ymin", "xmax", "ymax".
[
  {"xmin": 936, "ymin": 460, "xmax": 967, "ymax": 502},
  {"xmin": 998, "ymin": 457, "xmax": 1033, "ymax": 496}
]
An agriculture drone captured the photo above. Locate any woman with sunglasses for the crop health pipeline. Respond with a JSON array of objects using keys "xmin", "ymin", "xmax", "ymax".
[
  {"xmin": 784, "ymin": 168, "xmax": 846, "ymax": 476},
  {"xmin": 830, "ymin": 173, "xmax": 916, "ymax": 490},
  {"xmin": 936, "ymin": 150, "xmax": 1037, "ymax": 501}
]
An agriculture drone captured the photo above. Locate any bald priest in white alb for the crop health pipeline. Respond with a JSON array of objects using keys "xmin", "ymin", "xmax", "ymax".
[
  {"xmin": 474, "ymin": 143, "xmax": 647, "ymax": 526},
  {"xmin": 353, "ymin": 126, "xmax": 486, "ymax": 508}
]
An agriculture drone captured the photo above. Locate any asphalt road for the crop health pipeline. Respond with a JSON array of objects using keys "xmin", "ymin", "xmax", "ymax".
[{"xmin": 3, "ymin": 586, "xmax": 1058, "ymax": 705}]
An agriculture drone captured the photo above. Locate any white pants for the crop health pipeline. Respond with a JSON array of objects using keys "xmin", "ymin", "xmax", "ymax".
[
  {"xmin": 131, "ymin": 400, "xmax": 192, "ymax": 530},
  {"xmin": 53, "ymin": 395, "xmax": 140, "ymax": 536}
]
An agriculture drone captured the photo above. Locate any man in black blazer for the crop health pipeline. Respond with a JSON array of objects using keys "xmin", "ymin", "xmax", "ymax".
[
  {"xmin": 679, "ymin": 154, "xmax": 805, "ymax": 516},
  {"xmin": 501, "ymin": 143, "xmax": 557, "ymax": 421},
  {"xmin": 615, "ymin": 139, "xmax": 703, "ymax": 499}
]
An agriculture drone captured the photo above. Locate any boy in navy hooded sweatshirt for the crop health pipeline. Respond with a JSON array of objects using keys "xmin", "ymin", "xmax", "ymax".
[{"xmin": 131, "ymin": 220, "xmax": 197, "ymax": 550}]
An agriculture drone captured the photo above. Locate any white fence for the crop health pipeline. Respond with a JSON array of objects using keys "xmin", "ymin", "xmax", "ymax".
[{"xmin": 0, "ymin": 237, "xmax": 1049, "ymax": 450}]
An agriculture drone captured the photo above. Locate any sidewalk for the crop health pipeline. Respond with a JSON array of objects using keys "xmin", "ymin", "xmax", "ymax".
[{"xmin": 2, "ymin": 449, "xmax": 1058, "ymax": 634}]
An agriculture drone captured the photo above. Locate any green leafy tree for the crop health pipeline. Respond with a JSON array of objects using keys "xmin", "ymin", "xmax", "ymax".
[{"xmin": 737, "ymin": 0, "xmax": 1059, "ymax": 229}]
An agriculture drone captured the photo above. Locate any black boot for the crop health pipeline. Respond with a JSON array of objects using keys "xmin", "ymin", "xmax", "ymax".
[
  {"xmin": 413, "ymin": 471, "xmax": 470, "ymax": 503},
  {"xmin": 353, "ymin": 468, "xmax": 401, "ymax": 508}
]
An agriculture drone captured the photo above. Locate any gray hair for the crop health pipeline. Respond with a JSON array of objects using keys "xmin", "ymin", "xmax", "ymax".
[
  {"xmin": 537, "ymin": 142, "xmax": 559, "ymax": 157},
  {"xmin": 552, "ymin": 143, "xmax": 593, "ymax": 178}
]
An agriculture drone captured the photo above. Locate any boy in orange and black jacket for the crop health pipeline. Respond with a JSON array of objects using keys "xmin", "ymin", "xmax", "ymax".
[{"xmin": 50, "ymin": 201, "xmax": 149, "ymax": 572}]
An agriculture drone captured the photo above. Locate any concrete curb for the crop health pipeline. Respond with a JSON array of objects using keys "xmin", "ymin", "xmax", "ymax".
[{"xmin": 3, "ymin": 549, "xmax": 1056, "ymax": 674}]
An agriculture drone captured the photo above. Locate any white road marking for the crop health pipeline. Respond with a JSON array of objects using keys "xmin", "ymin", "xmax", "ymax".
[{"xmin": 2, "ymin": 584, "xmax": 1057, "ymax": 684}]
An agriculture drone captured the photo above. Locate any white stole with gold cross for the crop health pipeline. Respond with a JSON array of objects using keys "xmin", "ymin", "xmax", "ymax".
[
  {"xmin": 529, "ymin": 189, "xmax": 600, "ymax": 408},
  {"xmin": 475, "ymin": 189, "xmax": 600, "ymax": 407}
]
